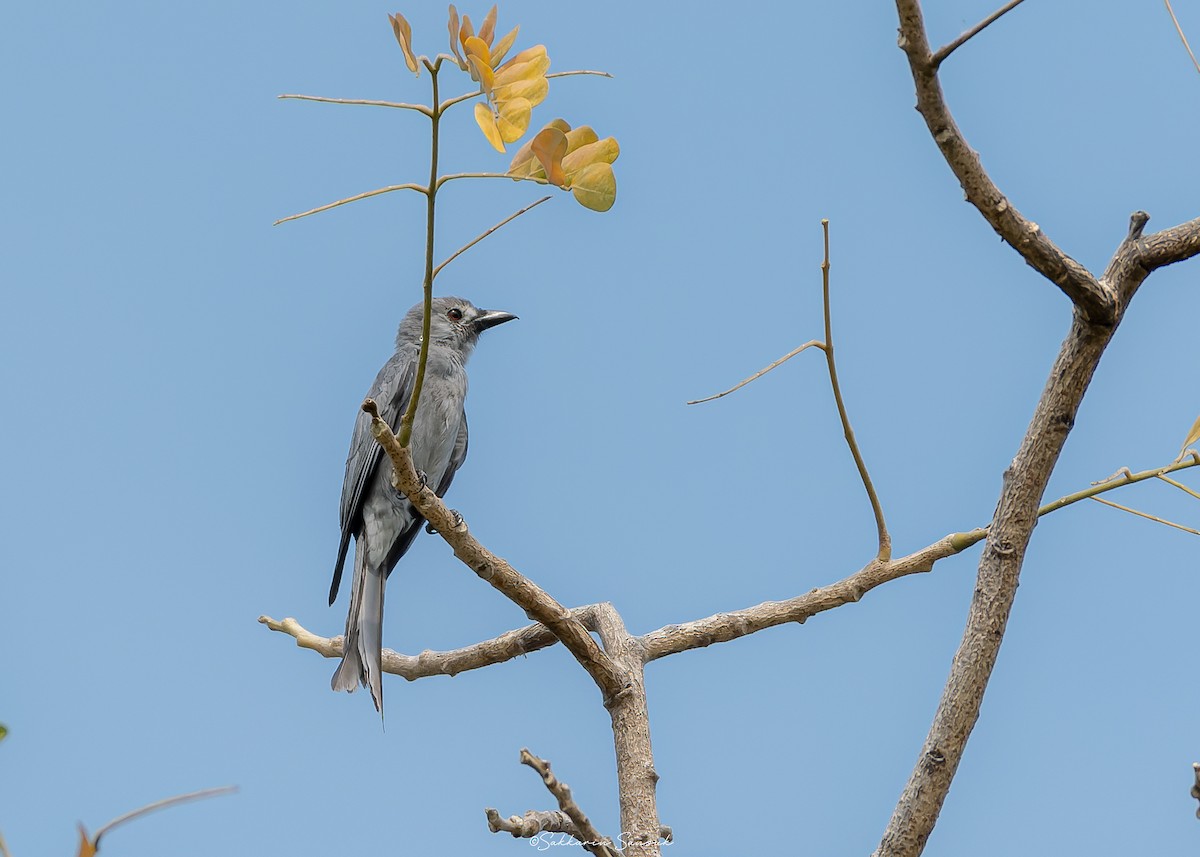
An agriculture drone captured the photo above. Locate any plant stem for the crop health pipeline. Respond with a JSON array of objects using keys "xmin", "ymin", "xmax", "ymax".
[{"xmin": 399, "ymin": 58, "xmax": 444, "ymax": 447}]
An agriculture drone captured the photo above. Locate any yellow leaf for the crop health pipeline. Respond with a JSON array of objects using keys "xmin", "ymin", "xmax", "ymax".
[
  {"xmin": 498, "ymin": 44, "xmax": 546, "ymax": 70},
  {"xmin": 467, "ymin": 52, "xmax": 495, "ymax": 91},
  {"xmin": 490, "ymin": 25, "xmax": 519, "ymax": 67},
  {"xmin": 464, "ymin": 35, "xmax": 492, "ymax": 78},
  {"xmin": 569, "ymin": 162, "xmax": 616, "ymax": 212},
  {"xmin": 562, "ymin": 136, "xmax": 620, "ymax": 175},
  {"xmin": 531, "ymin": 127, "xmax": 568, "ymax": 187},
  {"xmin": 496, "ymin": 97, "xmax": 532, "ymax": 143},
  {"xmin": 77, "ymin": 825, "xmax": 97, "ymax": 857},
  {"xmin": 459, "ymin": 13, "xmax": 475, "ymax": 48},
  {"xmin": 478, "ymin": 4, "xmax": 498, "ymax": 45},
  {"xmin": 387, "ymin": 12, "xmax": 419, "ymax": 74},
  {"xmin": 474, "ymin": 102, "xmax": 506, "ymax": 152},
  {"xmin": 493, "ymin": 76, "xmax": 548, "ymax": 107},
  {"xmin": 1178, "ymin": 414, "xmax": 1200, "ymax": 460},
  {"xmin": 494, "ymin": 52, "xmax": 550, "ymax": 89},
  {"xmin": 564, "ymin": 125, "xmax": 598, "ymax": 155}
]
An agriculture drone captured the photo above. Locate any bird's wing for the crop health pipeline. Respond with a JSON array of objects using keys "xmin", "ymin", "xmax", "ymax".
[
  {"xmin": 329, "ymin": 349, "xmax": 417, "ymax": 604},
  {"xmin": 434, "ymin": 408, "xmax": 469, "ymax": 498}
]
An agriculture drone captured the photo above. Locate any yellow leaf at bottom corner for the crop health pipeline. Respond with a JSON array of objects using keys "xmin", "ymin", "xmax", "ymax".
[
  {"xmin": 569, "ymin": 162, "xmax": 616, "ymax": 212},
  {"xmin": 474, "ymin": 102, "xmax": 506, "ymax": 152}
]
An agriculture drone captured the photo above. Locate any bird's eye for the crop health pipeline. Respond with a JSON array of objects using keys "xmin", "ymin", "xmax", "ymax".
[{"xmin": 447, "ymin": 307, "xmax": 464, "ymax": 321}]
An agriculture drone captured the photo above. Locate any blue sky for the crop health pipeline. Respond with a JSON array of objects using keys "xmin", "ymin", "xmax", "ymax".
[{"xmin": 2, "ymin": 2, "xmax": 1198, "ymax": 855}]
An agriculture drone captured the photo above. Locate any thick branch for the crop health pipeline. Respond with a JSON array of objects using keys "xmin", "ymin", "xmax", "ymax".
[
  {"xmin": 589, "ymin": 604, "xmax": 661, "ymax": 855},
  {"xmin": 894, "ymin": 0, "xmax": 1113, "ymax": 322},
  {"xmin": 364, "ymin": 400, "xmax": 629, "ymax": 705}
]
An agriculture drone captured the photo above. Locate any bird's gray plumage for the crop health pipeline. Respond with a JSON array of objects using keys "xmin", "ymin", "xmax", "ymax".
[{"xmin": 329, "ymin": 296, "xmax": 516, "ymax": 713}]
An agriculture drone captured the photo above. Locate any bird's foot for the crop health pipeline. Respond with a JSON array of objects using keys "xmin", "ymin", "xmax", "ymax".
[
  {"xmin": 425, "ymin": 510, "xmax": 464, "ymax": 535},
  {"xmin": 416, "ymin": 469, "xmax": 429, "ymax": 489}
]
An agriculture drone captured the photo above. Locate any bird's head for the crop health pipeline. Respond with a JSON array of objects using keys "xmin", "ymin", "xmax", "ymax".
[{"xmin": 396, "ymin": 296, "xmax": 517, "ymax": 355}]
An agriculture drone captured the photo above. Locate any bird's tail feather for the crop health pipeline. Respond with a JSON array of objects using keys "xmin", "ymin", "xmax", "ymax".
[{"xmin": 330, "ymin": 538, "xmax": 386, "ymax": 714}]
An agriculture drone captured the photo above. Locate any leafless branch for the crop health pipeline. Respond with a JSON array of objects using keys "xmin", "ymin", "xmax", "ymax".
[
  {"xmin": 277, "ymin": 93, "xmax": 432, "ymax": 116},
  {"xmin": 894, "ymin": 0, "xmax": 1113, "ymax": 322},
  {"xmin": 274, "ymin": 184, "xmax": 426, "ymax": 226},
  {"xmin": 686, "ymin": 340, "xmax": 823, "ymax": 404},
  {"xmin": 486, "ymin": 808, "xmax": 579, "ymax": 838},
  {"xmin": 86, "ymin": 787, "xmax": 237, "ymax": 852},
  {"xmin": 1164, "ymin": 0, "xmax": 1200, "ymax": 74},
  {"xmin": 432, "ymin": 196, "xmax": 552, "ymax": 281},
  {"xmin": 1191, "ymin": 762, "xmax": 1200, "ymax": 819},
  {"xmin": 1088, "ymin": 497, "xmax": 1200, "ymax": 535},
  {"xmin": 517, "ymin": 749, "xmax": 618, "ymax": 856},
  {"xmin": 819, "ymin": 220, "xmax": 891, "ymax": 560},
  {"xmin": 362, "ymin": 398, "xmax": 629, "ymax": 705},
  {"xmin": 931, "ymin": 0, "xmax": 1028, "ymax": 68}
]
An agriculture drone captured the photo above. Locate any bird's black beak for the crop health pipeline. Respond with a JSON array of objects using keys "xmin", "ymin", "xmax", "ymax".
[{"xmin": 474, "ymin": 309, "xmax": 518, "ymax": 332}]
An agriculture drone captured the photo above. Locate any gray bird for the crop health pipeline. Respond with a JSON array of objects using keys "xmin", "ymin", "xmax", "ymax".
[{"xmin": 329, "ymin": 296, "xmax": 517, "ymax": 713}]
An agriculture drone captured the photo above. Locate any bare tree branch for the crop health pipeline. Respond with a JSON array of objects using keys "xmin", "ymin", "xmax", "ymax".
[
  {"xmin": 894, "ymin": 0, "xmax": 1113, "ymax": 322},
  {"xmin": 1191, "ymin": 762, "xmax": 1200, "ymax": 819},
  {"xmin": 432, "ymin": 196, "xmax": 552, "ymax": 281},
  {"xmin": 820, "ymin": 219, "xmax": 891, "ymax": 560},
  {"xmin": 930, "ymin": 0, "xmax": 1028, "ymax": 68},
  {"xmin": 517, "ymin": 749, "xmax": 618, "ymax": 856},
  {"xmin": 362, "ymin": 399, "xmax": 630, "ymax": 705},
  {"xmin": 259, "ymin": 612, "xmax": 570, "ymax": 679},
  {"xmin": 486, "ymin": 808, "xmax": 579, "ymax": 838}
]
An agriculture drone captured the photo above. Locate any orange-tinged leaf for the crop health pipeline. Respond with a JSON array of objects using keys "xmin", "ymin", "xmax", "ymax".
[
  {"xmin": 493, "ymin": 76, "xmax": 548, "ymax": 107},
  {"xmin": 1179, "ymin": 414, "xmax": 1200, "ymax": 459},
  {"xmin": 496, "ymin": 97, "xmax": 532, "ymax": 143},
  {"xmin": 474, "ymin": 102, "xmax": 506, "ymax": 152},
  {"xmin": 388, "ymin": 12, "xmax": 419, "ymax": 74},
  {"xmin": 562, "ymin": 136, "xmax": 620, "ymax": 175},
  {"xmin": 77, "ymin": 825, "xmax": 97, "ymax": 857},
  {"xmin": 478, "ymin": 4, "xmax": 498, "ymax": 45},
  {"xmin": 459, "ymin": 13, "xmax": 475, "ymax": 47},
  {"xmin": 569, "ymin": 162, "xmax": 616, "ymax": 211},
  {"xmin": 466, "ymin": 47, "xmax": 495, "ymax": 89},
  {"xmin": 490, "ymin": 25, "xmax": 519, "ymax": 67},
  {"xmin": 447, "ymin": 5, "xmax": 467, "ymax": 69},
  {"xmin": 531, "ymin": 127, "xmax": 568, "ymax": 187},
  {"xmin": 564, "ymin": 125, "xmax": 599, "ymax": 155},
  {"xmin": 494, "ymin": 53, "xmax": 550, "ymax": 88}
]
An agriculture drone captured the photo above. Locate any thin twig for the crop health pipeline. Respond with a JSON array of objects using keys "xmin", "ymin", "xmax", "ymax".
[
  {"xmin": 277, "ymin": 93, "xmax": 432, "ymax": 116},
  {"xmin": 546, "ymin": 70, "xmax": 614, "ymax": 79},
  {"xmin": 432, "ymin": 196, "xmax": 552, "ymax": 281},
  {"xmin": 931, "ymin": 0, "xmax": 1028, "ymax": 67},
  {"xmin": 1088, "ymin": 497, "xmax": 1200, "ymax": 535},
  {"xmin": 436, "ymin": 171, "xmax": 551, "ymax": 190},
  {"xmin": 820, "ymin": 219, "xmax": 891, "ymax": 561},
  {"xmin": 686, "ymin": 341, "xmax": 824, "ymax": 404},
  {"xmin": 274, "ymin": 184, "xmax": 427, "ymax": 225},
  {"xmin": 1164, "ymin": 0, "xmax": 1200, "ymax": 74},
  {"xmin": 1155, "ymin": 473, "xmax": 1200, "ymax": 500},
  {"xmin": 90, "ymin": 787, "xmax": 237, "ymax": 850}
]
